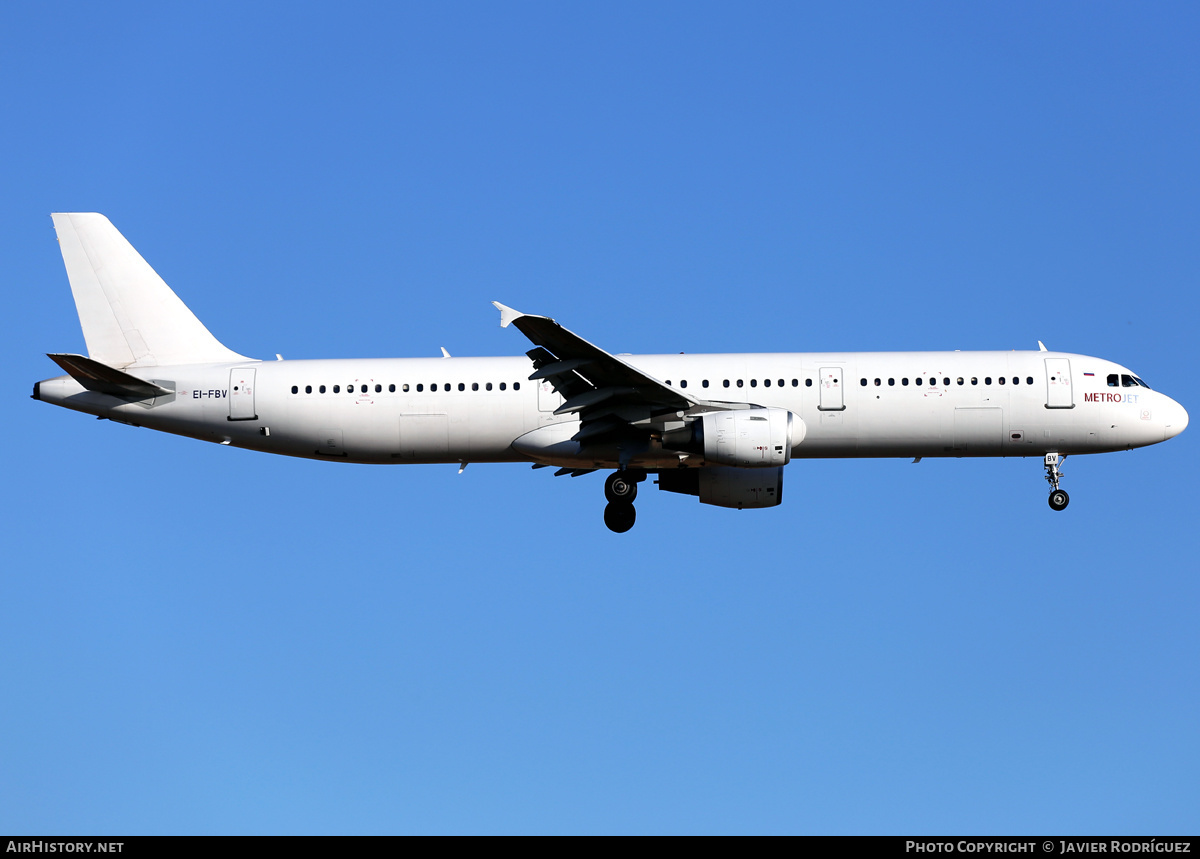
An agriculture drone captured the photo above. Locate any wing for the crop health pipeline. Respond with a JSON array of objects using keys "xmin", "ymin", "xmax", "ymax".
[{"xmin": 494, "ymin": 302, "xmax": 748, "ymax": 448}]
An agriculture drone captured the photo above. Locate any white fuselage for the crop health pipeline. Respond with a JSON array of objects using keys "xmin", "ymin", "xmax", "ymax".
[{"xmin": 34, "ymin": 350, "xmax": 1188, "ymax": 468}]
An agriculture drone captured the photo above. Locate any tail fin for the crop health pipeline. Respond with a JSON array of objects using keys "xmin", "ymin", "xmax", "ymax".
[{"xmin": 51, "ymin": 213, "xmax": 250, "ymax": 368}]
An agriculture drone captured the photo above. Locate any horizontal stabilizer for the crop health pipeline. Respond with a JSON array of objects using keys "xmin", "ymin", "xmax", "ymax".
[{"xmin": 47, "ymin": 353, "xmax": 172, "ymax": 399}]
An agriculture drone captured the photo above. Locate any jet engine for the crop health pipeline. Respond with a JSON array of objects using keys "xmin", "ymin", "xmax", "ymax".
[
  {"xmin": 657, "ymin": 465, "xmax": 784, "ymax": 509},
  {"xmin": 662, "ymin": 407, "xmax": 801, "ymax": 467}
]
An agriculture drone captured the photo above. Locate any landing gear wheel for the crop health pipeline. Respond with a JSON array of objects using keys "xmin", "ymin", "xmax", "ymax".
[
  {"xmin": 1043, "ymin": 453, "xmax": 1069, "ymax": 511},
  {"xmin": 605, "ymin": 472, "xmax": 638, "ymax": 503},
  {"xmin": 603, "ymin": 501, "xmax": 636, "ymax": 533}
]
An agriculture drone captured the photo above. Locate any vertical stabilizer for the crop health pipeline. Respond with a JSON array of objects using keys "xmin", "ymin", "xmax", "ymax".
[{"xmin": 51, "ymin": 213, "xmax": 250, "ymax": 368}]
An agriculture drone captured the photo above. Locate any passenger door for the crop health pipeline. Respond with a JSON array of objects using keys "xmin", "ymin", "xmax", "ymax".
[
  {"xmin": 228, "ymin": 368, "xmax": 257, "ymax": 421},
  {"xmin": 1044, "ymin": 359, "xmax": 1074, "ymax": 409}
]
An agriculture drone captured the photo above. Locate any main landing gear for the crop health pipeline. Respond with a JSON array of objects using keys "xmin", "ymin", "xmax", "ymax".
[
  {"xmin": 1044, "ymin": 452, "xmax": 1069, "ymax": 511},
  {"xmin": 603, "ymin": 470, "xmax": 643, "ymax": 533}
]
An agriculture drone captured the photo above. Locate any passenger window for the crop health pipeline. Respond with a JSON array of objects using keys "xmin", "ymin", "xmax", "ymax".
[
  {"xmin": 416, "ymin": 384, "xmax": 423, "ymax": 392},
  {"xmin": 737, "ymin": 379, "xmax": 744, "ymax": 387},
  {"xmin": 333, "ymin": 385, "xmax": 340, "ymax": 393},
  {"xmin": 486, "ymin": 382, "xmax": 493, "ymax": 391},
  {"xmin": 805, "ymin": 379, "xmax": 812, "ymax": 387},
  {"xmin": 944, "ymin": 377, "xmax": 950, "ymax": 386},
  {"xmin": 305, "ymin": 385, "xmax": 312, "ymax": 394},
  {"xmin": 514, "ymin": 382, "xmax": 521, "ymax": 391},
  {"xmin": 319, "ymin": 385, "xmax": 327, "ymax": 393},
  {"xmin": 902, "ymin": 378, "xmax": 909, "ymax": 386},
  {"xmin": 971, "ymin": 377, "xmax": 978, "ymax": 385},
  {"xmin": 749, "ymin": 379, "xmax": 757, "ymax": 388},
  {"xmin": 400, "ymin": 384, "xmax": 407, "ymax": 392},
  {"xmin": 874, "ymin": 378, "xmax": 881, "ymax": 386},
  {"xmin": 985, "ymin": 377, "xmax": 992, "ymax": 385},
  {"xmin": 291, "ymin": 385, "xmax": 298, "ymax": 394},
  {"xmin": 374, "ymin": 384, "xmax": 381, "ymax": 393},
  {"xmin": 1107, "ymin": 374, "xmax": 1119, "ymax": 387},
  {"xmin": 888, "ymin": 378, "xmax": 895, "ymax": 386},
  {"xmin": 763, "ymin": 379, "xmax": 770, "ymax": 387},
  {"xmin": 915, "ymin": 377, "xmax": 922, "ymax": 386},
  {"xmin": 1026, "ymin": 377, "xmax": 1033, "ymax": 385},
  {"xmin": 860, "ymin": 378, "xmax": 867, "ymax": 386},
  {"xmin": 1012, "ymin": 377, "xmax": 1018, "ymax": 385},
  {"xmin": 792, "ymin": 379, "xmax": 798, "ymax": 387},
  {"xmin": 458, "ymin": 383, "xmax": 465, "ymax": 391},
  {"xmin": 499, "ymin": 382, "xmax": 506, "ymax": 391},
  {"xmin": 778, "ymin": 379, "xmax": 784, "ymax": 387},
  {"xmin": 702, "ymin": 380, "xmax": 710, "ymax": 388},
  {"xmin": 472, "ymin": 382, "xmax": 479, "ymax": 391},
  {"xmin": 681, "ymin": 380, "xmax": 688, "ymax": 388},
  {"xmin": 957, "ymin": 377, "xmax": 964, "ymax": 386},
  {"xmin": 723, "ymin": 380, "xmax": 730, "ymax": 388},
  {"xmin": 665, "ymin": 380, "xmax": 671, "ymax": 386},
  {"xmin": 998, "ymin": 377, "xmax": 1006, "ymax": 385}
]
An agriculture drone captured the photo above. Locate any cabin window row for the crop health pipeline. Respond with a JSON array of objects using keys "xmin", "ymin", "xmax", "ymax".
[
  {"xmin": 662, "ymin": 375, "xmax": 1043, "ymax": 390},
  {"xmin": 662, "ymin": 379, "xmax": 805, "ymax": 389},
  {"xmin": 289, "ymin": 382, "xmax": 523, "ymax": 394},
  {"xmin": 859, "ymin": 376, "xmax": 1036, "ymax": 387}
]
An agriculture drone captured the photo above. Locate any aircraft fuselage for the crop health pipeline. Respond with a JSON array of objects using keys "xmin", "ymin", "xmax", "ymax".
[{"xmin": 34, "ymin": 349, "xmax": 1186, "ymax": 467}]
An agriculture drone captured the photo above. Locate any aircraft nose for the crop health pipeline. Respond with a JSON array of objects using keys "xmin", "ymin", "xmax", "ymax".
[{"xmin": 1163, "ymin": 397, "xmax": 1188, "ymax": 441}]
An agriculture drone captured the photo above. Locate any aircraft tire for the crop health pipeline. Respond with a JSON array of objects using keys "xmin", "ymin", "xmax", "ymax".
[
  {"xmin": 1048, "ymin": 489, "xmax": 1069, "ymax": 511},
  {"xmin": 604, "ymin": 501, "xmax": 636, "ymax": 533},
  {"xmin": 604, "ymin": 472, "xmax": 638, "ymax": 503}
]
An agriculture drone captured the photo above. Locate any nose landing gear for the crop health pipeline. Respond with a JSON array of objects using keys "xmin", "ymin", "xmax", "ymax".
[
  {"xmin": 1044, "ymin": 453, "xmax": 1069, "ymax": 511},
  {"xmin": 603, "ymin": 470, "xmax": 644, "ymax": 532}
]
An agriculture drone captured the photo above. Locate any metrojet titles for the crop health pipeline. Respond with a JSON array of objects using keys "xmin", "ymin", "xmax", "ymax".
[{"xmin": 1085, "ymin": 392, "xmax": 1140, "ymax": 404}]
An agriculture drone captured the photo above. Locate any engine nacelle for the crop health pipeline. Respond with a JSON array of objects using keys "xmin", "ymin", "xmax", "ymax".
[
  {"xmin": 695, "ymin": 407, "xmax": 798, "ymax": 467},
  {"xmin": 657, "ymin": 465, "xmax": 784, "ymax": 509}
]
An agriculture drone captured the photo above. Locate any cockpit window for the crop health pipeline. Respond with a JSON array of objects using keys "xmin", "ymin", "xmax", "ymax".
[
  {"xmin": 1121, "ymin": 374, "xmax": 1136, "ymax": 387},
  {"xmin": 1134, "ymin": 376, "xmax": 1150, "ymax": 389},
  {"xmin": 1107, "ymin": 374, "xmax": 1119, "ymax": 387}
]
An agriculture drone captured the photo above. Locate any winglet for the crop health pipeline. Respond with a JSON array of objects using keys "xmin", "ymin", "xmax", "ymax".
[
  {"xmin": 1037, "ymin": 340, "xmax": 1048, "ymax": 352},
  {"xmin": 492, "ymin": 301, "xmax": 524, "ymax": 329}
]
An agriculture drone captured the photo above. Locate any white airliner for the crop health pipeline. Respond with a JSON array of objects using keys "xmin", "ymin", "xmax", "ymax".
[{"xmin": 34, "ymin": 214, "xmax": 1188, "ymax": 531}]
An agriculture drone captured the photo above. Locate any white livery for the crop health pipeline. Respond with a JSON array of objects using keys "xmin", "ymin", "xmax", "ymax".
[{"xmin": 34, "ymin": 214, "xmax": 1189, "ymax": 531}]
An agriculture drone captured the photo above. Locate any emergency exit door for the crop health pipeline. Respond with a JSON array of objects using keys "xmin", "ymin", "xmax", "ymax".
[
  {"xmin": 818, "ymin": 367, "xmax": 845, "ymax": 411},
  {"xmin": 538, "ymin": 378, "xmax": 563, "ymax": 412}
]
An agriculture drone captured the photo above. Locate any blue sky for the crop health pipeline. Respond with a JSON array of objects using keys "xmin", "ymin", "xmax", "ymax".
[{"xmin": 2, "ymin": 1, "xmax": 1198, "ymax": 834}]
